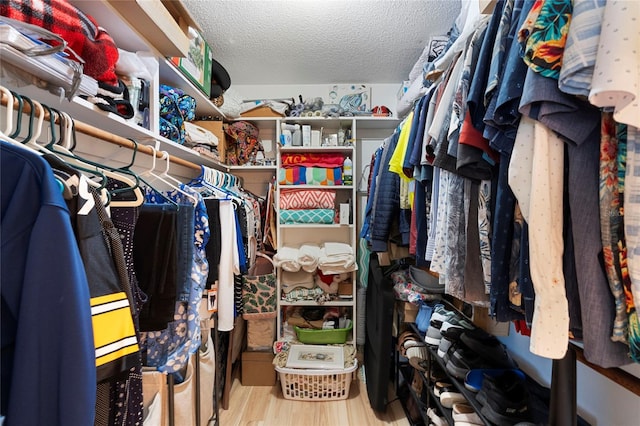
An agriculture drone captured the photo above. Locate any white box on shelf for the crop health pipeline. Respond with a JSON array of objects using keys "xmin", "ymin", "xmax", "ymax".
[
  {"xmin": 339, "ymin": 203, "xmax": 350, "ymax": 225},
  {"xmin": 311, "ymin": 130, "xmax": 321, "ymax": 147},
  {"xmin": 302, "ymin": 125, "xmax": 311, "ymax": 146}
]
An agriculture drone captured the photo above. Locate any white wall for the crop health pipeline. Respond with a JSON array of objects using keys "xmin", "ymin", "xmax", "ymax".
[
  {"xmin": 233, "ymin": 83, "xmax": 401, "ymax": 117},
  {"xmin": 499, "ymin": 324, "xmax": 640, "ymax": 426}
]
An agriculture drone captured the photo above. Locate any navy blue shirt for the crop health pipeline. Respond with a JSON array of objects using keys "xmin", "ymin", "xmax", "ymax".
[{"xmin": 1, "ymin": 141, "xmax": 96, "ymax": 425}]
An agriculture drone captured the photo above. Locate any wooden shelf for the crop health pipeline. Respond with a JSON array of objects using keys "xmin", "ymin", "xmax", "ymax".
[
  {"xmin": 279, "ymin": 300, "xmax": 356, "ymax": 307},
  {"xmin": 279, "ymin": 145, "xmax": 354, "ymax": 153},
  {"xmin": 279, "ymin": 224, "xmax": 354, "ymax": 229},
  {"xmin": 279, "ymin": 184, "xmax": 354, "ymax": 190}
]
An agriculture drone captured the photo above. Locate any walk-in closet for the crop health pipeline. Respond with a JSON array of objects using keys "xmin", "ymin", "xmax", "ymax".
[{"xmin": 1, "ymin": 1, "xmax": 639, "ymax": 426}]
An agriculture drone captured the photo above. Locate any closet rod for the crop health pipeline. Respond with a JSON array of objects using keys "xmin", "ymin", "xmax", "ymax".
[{"xmin": 1, "ymin": 91, "xmax": 201, "ymax": 172}]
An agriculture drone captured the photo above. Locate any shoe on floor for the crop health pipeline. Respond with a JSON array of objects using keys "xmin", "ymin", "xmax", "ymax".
[{"xmin": 452, "ymin": 402, "xmax": 483, "ymax": 425}]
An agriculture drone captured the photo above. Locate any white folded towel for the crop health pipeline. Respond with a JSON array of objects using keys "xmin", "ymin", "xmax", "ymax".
[
  {"xmin": 280, "ymin": 270, "xmax": 315, "ymax": 293},
  {"xmin": 322, "ymin": 242, "xmax": 353, "ymax": 257},
  {"xmin": 298, "ymin": 243, "xmax": 321, "ymax": 272},
  {"xmin": 273, "ymin": 246, "xmax": 301, "ymax": 272}
]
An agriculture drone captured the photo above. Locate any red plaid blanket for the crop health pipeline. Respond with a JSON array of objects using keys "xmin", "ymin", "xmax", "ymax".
[{"xmin": 1, "ymin": 0, "xmax": 119, "ymax": 85}]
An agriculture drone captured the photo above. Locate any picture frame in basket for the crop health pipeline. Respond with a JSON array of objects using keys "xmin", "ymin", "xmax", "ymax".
[{"xmin": 285, "ymin": 344, "xmax": 344, "ymax": 370}]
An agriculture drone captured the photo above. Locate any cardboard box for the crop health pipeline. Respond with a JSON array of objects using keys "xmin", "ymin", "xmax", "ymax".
[
  {"xmin": 240, "ymin": 105, "xmax": 285, "ymax": 118},
  {"xmin": 191, "ymin": 120, "xmax": 225, "ymax": 162},
  {"xmin": 472, "ymin": 306, "xmax": 510, "ymax": 337},
  {"xmin": 398, "ymin": 301, "xmax": 420, "ymax": 323},
  {"xmin": 241, "ymin": 351, "xmax": 276, "ymax": 386},
  {"xmin": 170, "ymin": 29, "xmax": 212, "ymax": 97},
  {"xmin": 246, "ymin": 317, "xmax": 276, "ymax": 351}
]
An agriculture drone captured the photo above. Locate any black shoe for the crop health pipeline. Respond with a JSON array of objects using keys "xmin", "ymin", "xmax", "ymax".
[
  {"xmin": 478, "ymin": 370, "xmax": 531, "ymax": 425},
  {"xmin": 459, "ymin": 327, "xmax": 518, "ymax": 369},
  {"xmin": 445, "ymin": 345, "xmax": 489, "ymax": 380}
]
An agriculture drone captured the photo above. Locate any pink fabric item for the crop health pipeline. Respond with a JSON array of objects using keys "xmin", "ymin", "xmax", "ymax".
[{"xmin": 279, "ymin": 189, "xmax": 336, "ymax": 209}]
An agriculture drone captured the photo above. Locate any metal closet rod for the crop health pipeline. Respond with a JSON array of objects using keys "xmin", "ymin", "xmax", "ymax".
[{"xmin": 1, "ymin": 90, "xmax": 201, "ymax": 171}]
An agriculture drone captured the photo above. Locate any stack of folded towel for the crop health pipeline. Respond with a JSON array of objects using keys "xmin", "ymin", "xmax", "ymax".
[
  {"xmin": 273, "ymin": 242, "xmax": 357, "ymax": 275},
  {"xmin": 318, "ymin": 242, "xmax": 357, "ymax": 274}
]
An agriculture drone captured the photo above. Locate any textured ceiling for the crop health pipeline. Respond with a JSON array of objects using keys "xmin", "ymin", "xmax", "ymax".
[{"xmin": 182, "ymin": 0, "xmax": 461, "ymax": 86}]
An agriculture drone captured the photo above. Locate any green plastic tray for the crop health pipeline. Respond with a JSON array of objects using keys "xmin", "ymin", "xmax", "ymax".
[{"xmin": 294, "ymin": 322, "xmax": 353, "ymax": 344}]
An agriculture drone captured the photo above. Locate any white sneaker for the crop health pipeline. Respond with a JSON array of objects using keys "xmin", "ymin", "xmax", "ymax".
[
  {"xmin": 452, "ymin": 402, "xmax": 483, "ymax": 425},
  {"xmin": 427, "ymin": 408, "xmax": 447, "ymax": 426}
]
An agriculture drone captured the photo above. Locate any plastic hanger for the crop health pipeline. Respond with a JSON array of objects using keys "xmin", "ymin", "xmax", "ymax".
[
  {"xmin": 8, "ymin": 91, "xmax": 23, "ymax": 140},
  {"xmin": 136, "ymin": 145, "xmax": 180, "ymax": 208},
  {"xmin": 54, "ymin": 113, "xmax": 144, "ymax": 207},
  {"xmin": 157, "ymin": 150, "xmax": 198, "ymax": 206},
  {"xmin": 188, "ymin": 165, "xmax": 233, "ymax": 201},
  {"xmin": 0, "ymin": 87, "xmax": 42, "ymax": 155}
]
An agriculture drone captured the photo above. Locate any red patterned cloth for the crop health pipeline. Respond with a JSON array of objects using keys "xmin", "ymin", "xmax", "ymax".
[
  {"xmin": 281, "ymin": 153, "xmax": 345, "ymax": 168},
  {"xmin": 1, "ymin": 0, "xmax": 119, "ymax": 85},
  {"xmin": 279, "ymin": 189, "xmax": 336, "ymax": 209}
]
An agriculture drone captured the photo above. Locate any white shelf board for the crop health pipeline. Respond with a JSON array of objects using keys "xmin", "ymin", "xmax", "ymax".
[
  {"xmin": 279, "ymin": 300, "xmax": 356, "ymax": 307},
  {"xmin": 279, "ymin": 224, "xmax": 354, "ymax": 229},
  {"xmin": 158, "ymin": 59, "xmax": 225, "ymax": 119},
  {"xmin": 279, "ymin": 145, "xmax": 354, "ymax": 153},
  {"xmin": 227, "ymin": 164, "xmax": 277, "ymax": 171},
  {"xmin": 354, "ymin": 116, "xmax": 401, "ymax": 129},
  {"xmin": 14, "ymin": 84, "xmax": 227, "ymax": 171}
]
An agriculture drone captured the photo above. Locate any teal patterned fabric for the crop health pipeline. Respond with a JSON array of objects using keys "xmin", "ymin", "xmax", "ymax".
[{"xmin": 279, "ymin": 208, "xmax": 335, "ymax": 224}]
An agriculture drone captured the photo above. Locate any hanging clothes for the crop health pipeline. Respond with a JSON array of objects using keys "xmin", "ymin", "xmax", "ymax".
[{"xmin": 1, "ymin": 141, "xmax": 96, "ymax": 426}]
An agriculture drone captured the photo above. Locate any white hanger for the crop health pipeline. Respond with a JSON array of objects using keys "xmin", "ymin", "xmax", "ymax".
[
  {"xmin": 159, "ymin": 150, "xmax": 198, "ymax": 205},
  {"xmin": 0, "ymin": 87, "xmax": 41, "ymax": 155},
  {"xmin": 140, "ymin": 146, "xmax": 197, "ymax": 205}
]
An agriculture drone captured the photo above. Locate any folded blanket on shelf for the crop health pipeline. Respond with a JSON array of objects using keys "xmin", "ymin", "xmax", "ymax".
[
  {"xmin": 273, "ymin": 246, "xmax": 301, "ymax": 272},
  {"xmin": 281, "ymin": 153, "xmax": 345, "ymax": 168},
  {"xmin": 280, "ymin": 270, "xmax": 315, "ymax": 293},
  {"xmin": 318, "ymin": 242, "xmax": 357, "ymax": 274},
  {"xmin": 298, "ymin": 244, "xmax": 321, "ymax": 272},
  {"xmin": 318, "ymin": 263, "xmax": 358, "ymax": 275},
  {"xmin": 282, "ymin": 286, "xmax": 325, "ymax": 302},
  {"xmin": 323, "ymin": 242, "xmax": 354, "ymax": 257},
  {"xmin": 279, "ymin": 209, "xmax": 335, "ymax": 225},
  {"xmin": 278, "ymin": 166, "xmax": 343, "ymax": 186},
  {"xmin": 279, "ymin": 189, "xmax": 336, "ymax": 209}
]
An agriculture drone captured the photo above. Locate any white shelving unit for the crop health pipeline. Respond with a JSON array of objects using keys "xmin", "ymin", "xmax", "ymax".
[
  {"xmin": 3, "ymin": 0, "xmax": 231, "ymax": 176},
  {"xmin": 223, "ymin": 115, "xmax": 400, "ymax": 346},
  {"xmin": 274, "ymin": 118, "xmax": 358, "ymax": 344}
]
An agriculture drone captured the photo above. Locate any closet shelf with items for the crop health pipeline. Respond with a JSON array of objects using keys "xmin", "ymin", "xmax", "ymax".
[
  {"xmin": 2, "ymin": 0, "xmax": 231, "ymax": 173},
  {"xmin": 274, "ymin": 117, "xmax": 358, "ymax": 352}
]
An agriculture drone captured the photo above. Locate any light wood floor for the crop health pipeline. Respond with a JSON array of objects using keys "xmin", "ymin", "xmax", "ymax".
[{"xmin": 218, "ymin": 368, "xmax": 410, "ymax": 426}]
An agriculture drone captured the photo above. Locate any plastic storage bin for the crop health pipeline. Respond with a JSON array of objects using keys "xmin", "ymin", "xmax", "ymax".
[
  {"xmin": 294, "ymin": 322, "xmax": 353, "ymax": 344},
  {"xmin": 275, "ymin": 360, "xmax": 358, "ymax": 401}
]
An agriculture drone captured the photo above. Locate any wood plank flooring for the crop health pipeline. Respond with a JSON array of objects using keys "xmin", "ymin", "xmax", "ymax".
[{"xmin": 218, "ymin": 367, "xmax": 410, "ymax": 426}]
